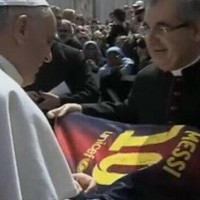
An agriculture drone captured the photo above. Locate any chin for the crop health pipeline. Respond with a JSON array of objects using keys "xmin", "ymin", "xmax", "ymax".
[
  {"xmin": 152, "ymin": 58, "xmax": 171, "ymax": 72},
  {"xmin": 25, "ymin": 77, "xmax": 35, "ymax": 87},
  {"xmin": 158, "ymin": 65, "xmax": 173, "ymax": 72}
]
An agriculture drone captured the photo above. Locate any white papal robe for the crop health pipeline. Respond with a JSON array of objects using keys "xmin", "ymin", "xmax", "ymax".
[{"xmin": 0, "ymin": 55, "xmax": 79, "ymax": 199}]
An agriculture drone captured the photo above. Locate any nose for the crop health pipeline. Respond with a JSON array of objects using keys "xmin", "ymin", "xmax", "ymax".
[
  {"xmin": 145, "ymin": 31, "xmax": 161, "ymax": 49},
  {"xmin": 44, "ymin": 51, "xmax": 52, "ymax": 63}
]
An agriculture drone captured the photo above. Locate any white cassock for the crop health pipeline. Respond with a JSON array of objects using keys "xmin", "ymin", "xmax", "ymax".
[{"xmin": 0, "ymin": 55, "xmax": 79, "ymax": 199}]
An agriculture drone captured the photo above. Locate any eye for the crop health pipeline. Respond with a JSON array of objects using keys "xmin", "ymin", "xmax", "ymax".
[{"xmin": 158, "ymin": 25, "xmax": 169, "ymax": 33}]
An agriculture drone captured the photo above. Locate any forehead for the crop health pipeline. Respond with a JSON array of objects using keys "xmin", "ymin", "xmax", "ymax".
[{"xmin": 144, "ymin": 0, "xmax": 181, "ymax": 25}]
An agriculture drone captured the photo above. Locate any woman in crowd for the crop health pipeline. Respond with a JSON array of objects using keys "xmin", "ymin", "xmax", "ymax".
[
  {"xmin": 98, "ymin": 46, "xmax": 135, "ymax": 102},
  {"xmin": 83, "ymin": 41, "xmax": 106, "ymax": 72},
  {"xmin": 99, "ymin": 46, "xmax": 135, "ymax": 78}
]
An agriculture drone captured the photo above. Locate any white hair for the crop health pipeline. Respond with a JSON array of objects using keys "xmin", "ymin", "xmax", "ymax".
[{"xmin": 0, "ymin": 6, "xmax": 50, "ymax": 31}]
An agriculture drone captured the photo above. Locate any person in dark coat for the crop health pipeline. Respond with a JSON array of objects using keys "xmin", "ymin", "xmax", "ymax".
[
  {"xmin": 24, "ymin": 40, "xmax": 100, "ymax": 111},
  {"xmin": 107, "ymin": 8, "xmax": 129, "ymax": 47}
]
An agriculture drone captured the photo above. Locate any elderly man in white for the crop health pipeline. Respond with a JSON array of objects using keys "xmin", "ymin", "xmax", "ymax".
[{"xmin": 0, "ymin": 0, "xmax": 81, "ymax": 199}]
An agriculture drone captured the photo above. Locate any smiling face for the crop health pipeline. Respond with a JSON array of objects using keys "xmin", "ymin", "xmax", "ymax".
[{"xmin": 144, "ymin": 0, "xmax": 200, "ymax": 71}]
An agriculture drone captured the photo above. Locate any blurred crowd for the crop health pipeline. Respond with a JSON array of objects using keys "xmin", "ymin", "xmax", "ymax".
[
  {"xmin": 25, "ymin": 1, "xmax": 152, "ymax": 110},
  {"xmin": 53, "ymin": 0, "xmax": 151, "ymax": 73}
]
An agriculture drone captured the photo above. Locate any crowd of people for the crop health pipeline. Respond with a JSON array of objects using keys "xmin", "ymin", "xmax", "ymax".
[
  {"xmin": 25, "ymin": 1, "xmax": 151, "ymax": 110},
  {"xmin": 0, "ymin": 0, "xmax": 200, "ymax": 199}
]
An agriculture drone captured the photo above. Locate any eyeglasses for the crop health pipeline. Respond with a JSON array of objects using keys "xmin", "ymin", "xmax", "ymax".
[{"xmin": 139, "ymin": 22, "xmax": 189, "ymax": 37}]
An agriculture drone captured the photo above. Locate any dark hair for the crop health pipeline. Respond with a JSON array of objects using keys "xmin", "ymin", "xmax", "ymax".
[{"xmin": 112, "ymin": 8, "xmax": 126, "ymax": 22}]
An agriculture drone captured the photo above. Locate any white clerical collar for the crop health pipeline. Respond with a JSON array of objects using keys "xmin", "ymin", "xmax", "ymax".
[
  {"xmin": 171, "ymin": 54, "xmax": 200, "ymax": 76},
  {"xmin": 0, "ymin": 55, "xmax": 23, "ymax": 85}
]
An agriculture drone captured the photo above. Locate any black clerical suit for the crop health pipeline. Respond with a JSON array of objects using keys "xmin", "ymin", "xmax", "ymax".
[
  {"xmin": 25, "ymin": 41, "xmax": 100, "ymax": 104},
  {"xmin": 82, "ymin": 61, "xmax": 200, "ymax": 128},
  {"xmin": 71, "ymin": 61, "xmax": 200, "ymax": 200}
]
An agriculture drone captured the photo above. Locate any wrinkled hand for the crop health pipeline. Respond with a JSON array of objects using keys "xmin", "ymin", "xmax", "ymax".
[
  {"xmin": 27, "ymin": 91, "xmax": 41, "ymax": 103},
  {"xmin": 47, "ymin": 103, "xmax": 82, "ymax": 119},
  {"xmin": 73, "ymin": 173, "xmax": 97, "ymax": 193},
  {"xmin": 73, "ymin": 179, "xmax": 83, "ymax": 193},
  {"xmin": 38, "ymin": 92, "xmax": 61, "ymax": 110}
]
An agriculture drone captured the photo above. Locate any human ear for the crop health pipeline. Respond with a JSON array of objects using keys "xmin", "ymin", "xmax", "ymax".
[{"xmin": 13, "ymin": 15, "xmax": 29, "ymax": 44}]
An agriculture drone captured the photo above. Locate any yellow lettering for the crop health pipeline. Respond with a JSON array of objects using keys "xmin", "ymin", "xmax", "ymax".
[
  {"xmin": 172, "ymin": 147, "xmax": 191, "ymax": 161},
  {"xmin": 93, "ymin": 153, "xmax": 162, "ymax": 185},
  {"xmin": 84, "ymin": 153, "xmax": 95, "ymax": 159},
  {"xmin": 182, "ymin": 131, "xmax": 200, "ymax": 144},
  {"xmin": 166, "ymin": 157, "xmax": 186, "ymax": 171},
  {"xmin": 177, "ymin": 141, "xmax": 196, "ymax": 155},
  {"xmin": 110, "ymin": 125, "xmax": 184, "ymax": 151},
  {"xmin": 100, "ymin": 132, "xmax": 113, "ymax": 140},
  {"xmin": 163, "ymin": 130, "xmax": 200, "ymax": 178},
  {"xmin": 83, "ymin": 131, "xmax": 113, "ymax": 160},
  {"xmin": 163, "ymin": 165, "xmax": 181, "ymax": 178},
  {"xmin": 87, "ymin": 148, "xmax": 97, "ymax": 155}
]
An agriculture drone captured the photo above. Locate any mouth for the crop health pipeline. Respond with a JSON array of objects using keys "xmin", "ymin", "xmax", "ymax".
[{"xmin": 154, "ymin": 49, "xmax": 167, "ymax": 53}]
